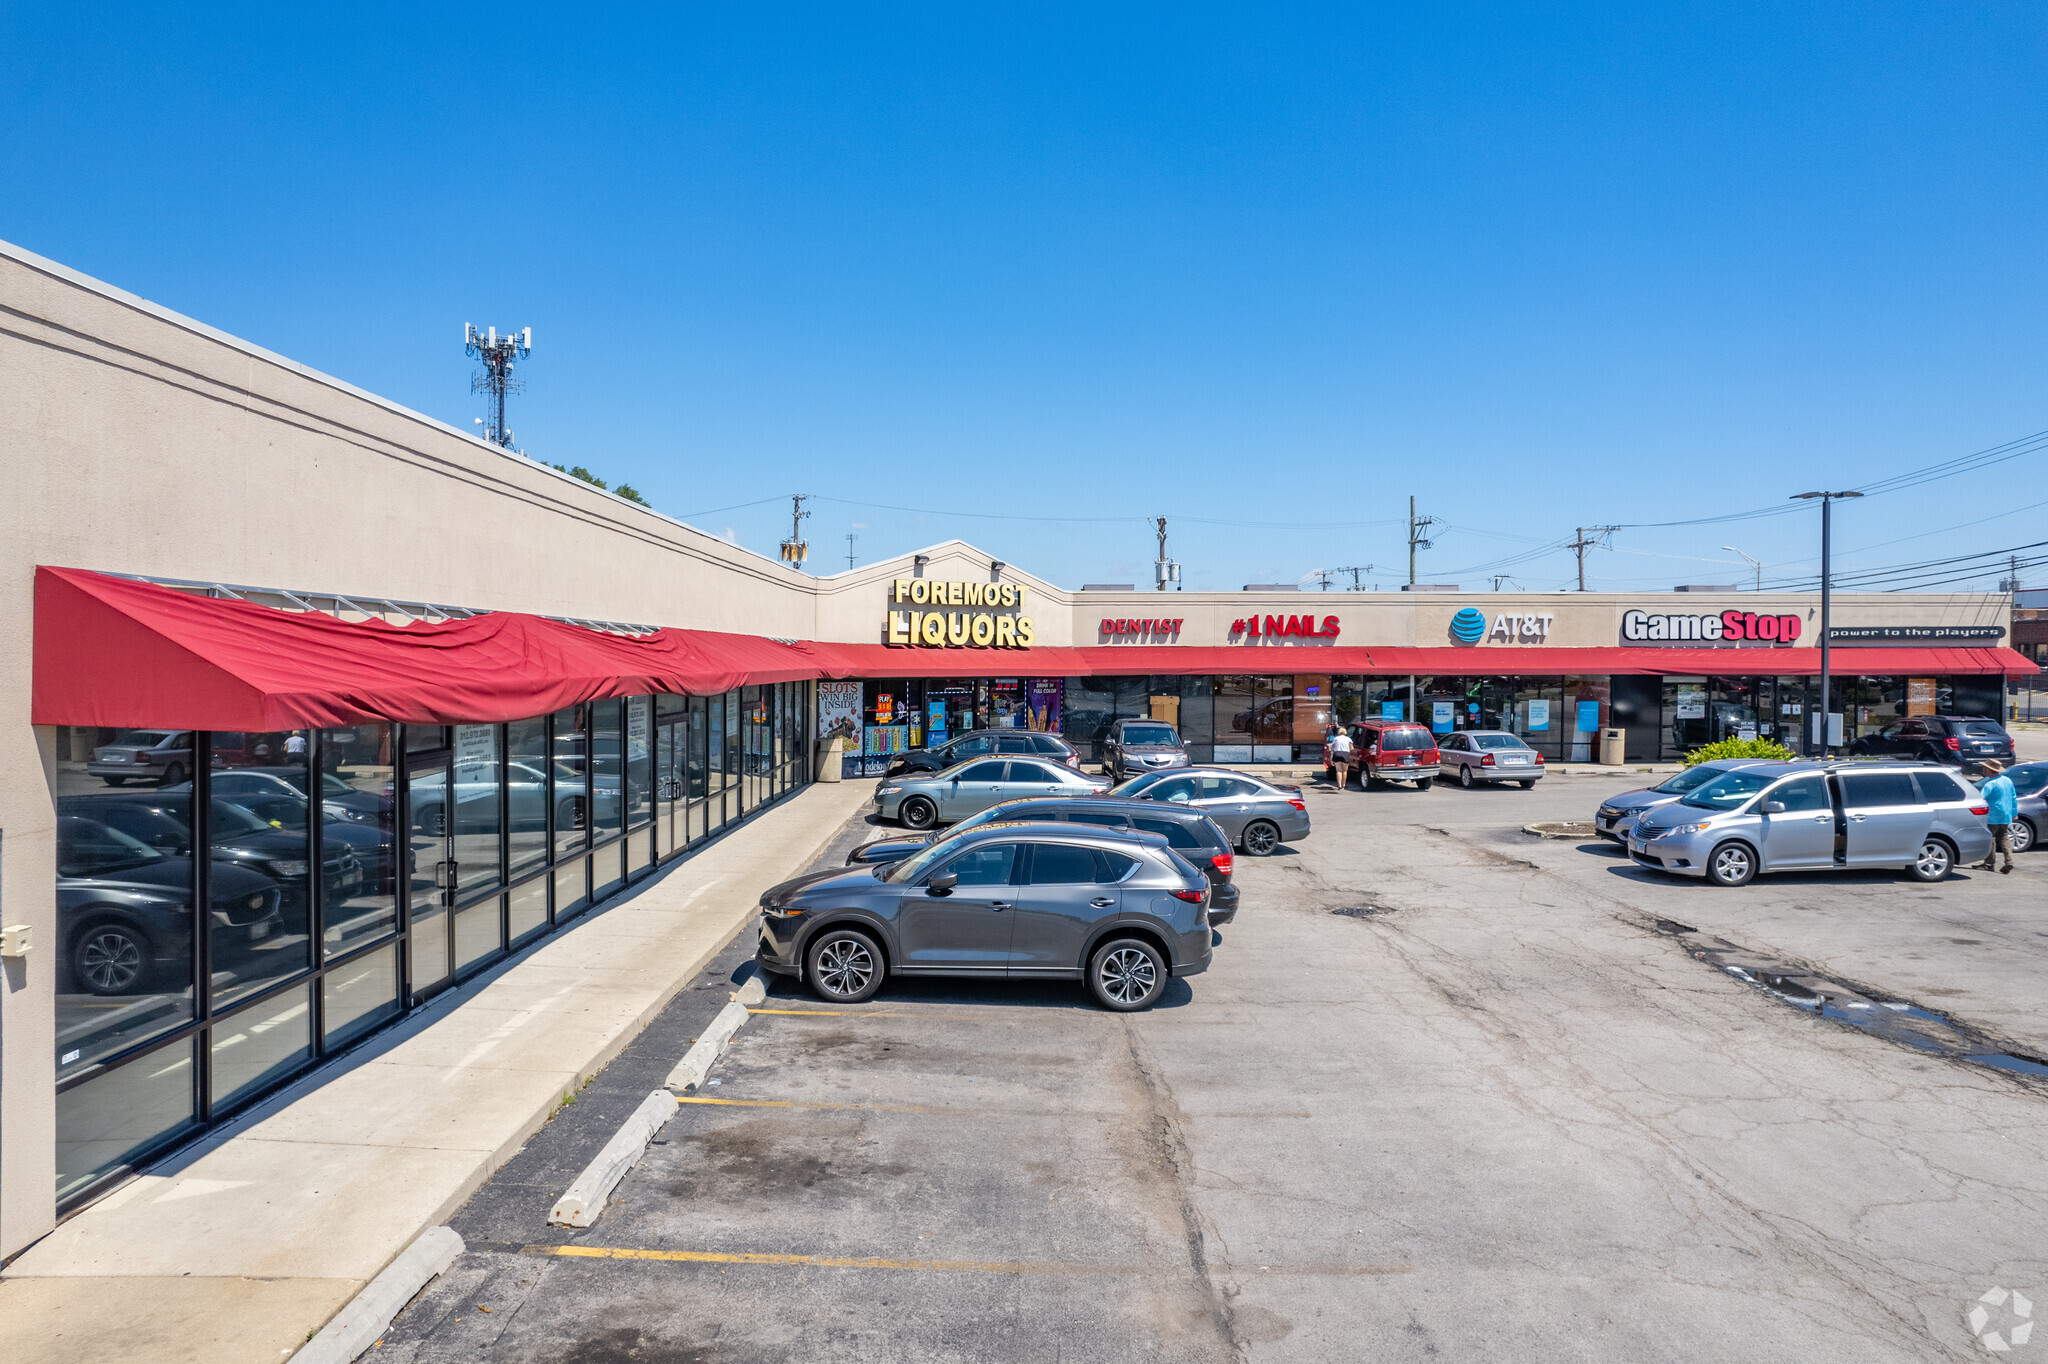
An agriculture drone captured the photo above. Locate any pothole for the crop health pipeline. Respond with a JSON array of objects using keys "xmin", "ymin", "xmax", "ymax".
[
  {"xmin": 1524, "ymin": 821, "xmax": 1598, "ymax": 839},
  {"xmin": 1331, "ymin": 903, "xmax": 1397, "ymax": 919},
  {"xmin": 1660, "ymin": 924, "xmax": 2048, "ymax": 1079}
]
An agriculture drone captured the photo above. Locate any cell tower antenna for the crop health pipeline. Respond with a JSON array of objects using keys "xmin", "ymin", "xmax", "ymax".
[
  {"xmin": 465, "ymin": 324, "xmax": 532, "ymax": 450},
  {"xmin": 780, "ymin": 495, "xmax": 812, "ymax": 570}
]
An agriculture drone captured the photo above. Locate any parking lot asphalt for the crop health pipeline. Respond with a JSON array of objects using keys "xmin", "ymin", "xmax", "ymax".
[{"xmin": 377, "ymin": 772, "xmax": 2048, "ymax": 1362}]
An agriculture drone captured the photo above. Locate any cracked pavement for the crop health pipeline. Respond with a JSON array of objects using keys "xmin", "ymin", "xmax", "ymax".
[{"xmin": 376, "ymin": 774, "xmax": 2048, "ymax": 1361}]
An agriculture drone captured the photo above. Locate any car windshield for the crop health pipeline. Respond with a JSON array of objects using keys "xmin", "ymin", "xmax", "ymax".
[
  {"xmin": 113, "ymin": 730, "xmax": 173, "ymax": 747},
  {"xmin": 1652, "ymin": 765, "xmax": 1727, "ymax": 794},
  {"xmin": 948, "ymin": 805, "xmax": 1031, "ymax": 836},
  {"xmin": 1121, "ymin": 725, "xmax": 1180, "ymax": 746},
  {"xmin": 1108, "ymin": 770, "xmax": 1177, "ymax": 797},
  {"xmin": 1956, "ymin": 722, "xmax": 2006, "ymax": 738},
  {"xmin": 1678, "ymin": 769, "xmax": 1778, "ymax": 810},
  {"xmin": 883, "ymin": 832, "xmax": 973, "ymax": 884},
  {"xmin": 2008, "ymin": 765, "xmax": 2048, "ymax": 797},
  {"xmin": 1469, "ymin": 735, "xmax": 1528, "ymax": 750},
  {"xmin": 1379, "ymin": 728, "xmax": 1431, "ymax": 751},
  {"xmin": 210, "ymin": 799, "xmax": 279, "ymax": 841},
  {"xmin": 58, "ymin": 817, "xmax": 167, "ymax": 876}
]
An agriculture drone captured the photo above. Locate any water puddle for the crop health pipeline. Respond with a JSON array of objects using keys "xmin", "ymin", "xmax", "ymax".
[{"xmin": 1649, "ymin": 920, "xmax": 2048, "ymax": 1080}]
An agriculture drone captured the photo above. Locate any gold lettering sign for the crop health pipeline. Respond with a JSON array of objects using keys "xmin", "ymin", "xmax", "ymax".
[{"xmin": 887, "ymin": 579, "xmax": 1032, "ymax": 648}]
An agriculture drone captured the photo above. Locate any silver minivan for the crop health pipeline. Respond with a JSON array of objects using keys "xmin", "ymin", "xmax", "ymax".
[{"xmin": 1628, "ymin": 760, "xmax": 1993, "ymax": 886}]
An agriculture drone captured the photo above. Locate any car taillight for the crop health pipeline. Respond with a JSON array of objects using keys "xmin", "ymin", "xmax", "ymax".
[
  {"xmin": 1091, "ymin": 785, "xmax": 1111, "ymax": 793},
  {"xmin": 1288, "ymin": 798, "xmax": 1306, "ymax": 812},
  {"xmin": 1534, "ymin": 753, "xmax": 1545, "ymax": 764},
  {"xmin": 1480, "ymin": 753, "xmax": 1495, "ymax": 766},
  {"xmin": 1970, "ymin": 804, "xmax": 1989, "ymax": 816},
  {"xmin": 1945, "ymin": 737, "xmax": 1960, "ymax": 750},
  {"xmin": 1170, "ymin": 888, "xmax": 1205, "ymax": 903},
  {"xmin": 1211, "ymin": 852, "xmax": 1233, "ymax": 876}
]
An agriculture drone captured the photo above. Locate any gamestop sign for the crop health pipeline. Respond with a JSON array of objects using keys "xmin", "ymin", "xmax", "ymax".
[{"xmin": 1621, "ymin": 609, "xmax": 1804, "ymax": 646}]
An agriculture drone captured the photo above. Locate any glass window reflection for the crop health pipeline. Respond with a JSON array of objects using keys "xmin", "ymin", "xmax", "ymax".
[
  {"xmin": 625, "ymin": 696, "xmax": 653, "ymax": 830},
  {"xmin": 591, "ymin": 698, "xmax": 624, "ymax": 842},
  {"xmin": 506, "ymin": 718, "xmax": 549, "ymax": 879},
  {"xmin": 56, "ymin": 1038, "xmax": 195, "ymax": 1200},
  {"xmin": 320, "ymin": 725, "xmax": 398, "ymax": 955},
  {"xmin": 209, "ymin": 730, "xmax": 314, "ymax": 1009},
  {"xmin": 210, "ymin": 985, "xmax": 311, "ymax": 1111},
  {"xmin": 451, "ymin": 724, "xmax": 504, "ymax": 898},
  {"xmin": 553, "ymin": 706, "xmax": 589, "ymax": 859}
]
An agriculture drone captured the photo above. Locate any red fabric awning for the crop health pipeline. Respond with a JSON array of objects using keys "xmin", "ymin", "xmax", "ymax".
[
  {"xmin": 32, "ymin": 567, "xmax": 841, "ymax": 730},
  {"xmin": 33, "ymin": 567, "xmax": 2036, "ymax": 732}
]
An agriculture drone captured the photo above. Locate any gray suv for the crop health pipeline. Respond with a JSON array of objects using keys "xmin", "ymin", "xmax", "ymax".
[
  {"xmin": 757, "ymin": 822, "xmax": 1212, "ymax": 1011},
  {"xmin": 1628, "ymin": 760, "xmax": 1993, "ymax": 886},
  {"xmin": 1101, "ymin": 719, "xmax": 1189, "ymax": 782}
]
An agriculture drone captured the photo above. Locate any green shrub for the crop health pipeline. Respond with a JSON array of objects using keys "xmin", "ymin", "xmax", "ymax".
[{"xmin": 1681, "ymin": 736, "xmax": 1796, "ymax": 766}]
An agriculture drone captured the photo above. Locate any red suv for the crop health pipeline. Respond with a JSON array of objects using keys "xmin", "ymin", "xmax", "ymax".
[{"xmin": 1324, "ymin": 720, "xmax": 1440, "ymax": 790}]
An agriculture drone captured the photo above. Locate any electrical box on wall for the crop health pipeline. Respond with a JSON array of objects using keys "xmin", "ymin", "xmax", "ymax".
[{"xmin": 0, "ymin": 926, "xmax": 29, "ymax": 958}]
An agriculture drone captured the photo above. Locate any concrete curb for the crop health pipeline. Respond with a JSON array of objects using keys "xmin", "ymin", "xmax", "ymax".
[
  {"xmin": 735, "ymin": 973, "xmax": 768, "ymax": 1006},
  {"xmin": 547, "ymin": 1089, "xmax": 681, "ymax": 1228},
  {"xmin": 290, "ymin": 1226, "xmax": 464, "ymax": 1363},
  {"xmin": 663, "ymin": 999, "xmax": 753, "ymax": 1093}
]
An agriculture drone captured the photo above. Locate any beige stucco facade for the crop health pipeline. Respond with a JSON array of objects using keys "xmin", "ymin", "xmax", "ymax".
[{"xmin": 0, "ymin": 239, "xmax": 2019, "ymax": 1258}]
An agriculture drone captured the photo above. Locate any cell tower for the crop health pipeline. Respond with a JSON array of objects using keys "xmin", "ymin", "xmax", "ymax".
[{"xmin": 465, "ymin": 324, "xmax": 532, "ymax": 449}]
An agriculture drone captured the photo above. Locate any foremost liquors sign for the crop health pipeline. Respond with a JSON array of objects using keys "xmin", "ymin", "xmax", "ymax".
[{"xmin": 1621, "ymin": 609, "xmax": 1804, "ymax": 645}]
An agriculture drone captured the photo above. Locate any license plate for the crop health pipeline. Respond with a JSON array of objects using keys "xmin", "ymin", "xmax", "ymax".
[
  {"xmin": 1504, "ymin": 756, "xmax": 1529, "ymax": 765},
  {"xmin": 1399, "ymin": 757, "xmax": 1414, "ymax": 765}
]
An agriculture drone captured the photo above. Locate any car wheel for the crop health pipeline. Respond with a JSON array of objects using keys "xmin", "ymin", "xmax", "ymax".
[
  {"xmin": 2011, "ymin": 819, "xmax": 2037, "ymax": 855},
  {"xmin": 1413, "ymin": 777, "xmax": 1432, "ymax": 790},
  {"xmin": 1907, "ymin": 837, "xmax": 1954, "ymax": 883},
  {"xmin": 160, "ymin": 762, "xmax": 186, "ymax": 787},
  {"xmin": 1459, "ymin": 764, "xmax": 1474, "ymax": 789},
  {"xmin": 102, "ymin": 775, "xmax": 128, "ymax": 786},
  {"xmin": 1705, "ymin": 841, "xmax": 1756, "ymax": 887},
  {"xmin": 806, "ymin": 928, "xmax": 884, "ymax": 1003},
  {"xmin": 1518, "ymin": 780, "xmax": 1536, "ymax": 789},
  {"xmin": 1088, "ymin": 936, "xmax": 1165, "ymax": 1011},
  {"xmin": 1241, "ymin": 820, "xmax": 1282, "ymax": 856},
  {"xmin": 900, "ymin": 797, "xmax": 938, "ymax": 830},
  {"xmin": 74, "ymin": 922, "xmax": 151, "ymax": 995}
]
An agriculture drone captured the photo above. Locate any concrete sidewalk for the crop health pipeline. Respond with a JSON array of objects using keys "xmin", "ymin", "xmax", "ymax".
[{"xmin": 0, "ymin": 781, "xmax": 873, "ymax": 1364}]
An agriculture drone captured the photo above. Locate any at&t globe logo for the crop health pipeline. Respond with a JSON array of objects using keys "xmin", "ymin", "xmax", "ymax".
[{"xmin": 1450, "ymin": 607, "xmax": 1487, "ymax": 645}]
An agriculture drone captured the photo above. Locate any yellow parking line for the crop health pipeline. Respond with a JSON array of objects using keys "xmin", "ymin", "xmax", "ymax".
[{"xmin": 526, "ymin": 1244, "xmax": 1414, "ymax": 1277}]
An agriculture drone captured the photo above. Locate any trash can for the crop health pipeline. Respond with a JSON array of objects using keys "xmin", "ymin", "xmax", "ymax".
[
  {"xmin": 816, "ymin": 735, "xmax": 846, "ymax": 783},
  {"xmin": 1599, "ymin": 728, "xmax": 1626, "ymax": 766}
]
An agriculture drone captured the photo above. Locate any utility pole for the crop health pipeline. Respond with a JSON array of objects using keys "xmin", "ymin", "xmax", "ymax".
[
  {"xmin": 1567, "ymin": 526, "xmax": 1619, "ymax": 591},
  {"xmin": 779, "ymin": 494, "xmax": 811, "ymax": 569},
  {"xmin": 1334, "ymin": 566, "xmax": 1373, "ymax": 591},
  {"xmin": 1153, "ymin": 516, "xmax": 1180, "ymax": 590},
  {"xmin": 1407, "ymin": 497, "xmax": 1440, "ymax": 586},
  {"xmin": 846, "ymin": 532, "xmax": 858, "ymax": 571},
  {"xmin": 1312, "ymin": 570, "xmax": 1334, "ymax": 591},
  {"xmin": 1791, "ymin": 490, "xmax": 1863, "ymax": 754}
]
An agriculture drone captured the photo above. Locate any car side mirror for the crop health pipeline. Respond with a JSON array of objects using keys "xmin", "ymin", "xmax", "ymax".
[
  {"xmin": 1762, "ymin": 801, "xmax": 1787, "ymax": 815},
  {"xmin": 927, "ymin": 870, "xmax": 957, "ymax": 894}
]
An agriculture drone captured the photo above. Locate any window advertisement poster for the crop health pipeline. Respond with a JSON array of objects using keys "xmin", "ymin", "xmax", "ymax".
[
  {"xmin": 1431, "ymin": 701, "xmax": 1455, "ymax": 733},
  {"xmin": 1907, "ymin": 678, "xmax": 1938, "ymax": 716},
  {"xmin": 1575, "ymin": 700, "xmax": 1601, "ymax": 734},
  {"xmin": 927, "ymin": 700, "xmax": 948, "ymax": 744},
  {"xmin": 1675, "ymin": 688, "xmax": 1707, "ymax": 720},
  {"xmin": 454, "ymin": 723, "xmax": 497, "ymax": 783},
  {"xmin": 1381, "ymin": 701, "xmax": 1404, "ymax": 720},
  {"xmin": 626, "ymin": 696, "xmax": 650, "ymax": 763},
  {"xmin": 1027, "ymin": 679, "xmax": 1064, "ymax": 733},
  {"xmin": 1526, "ymin": 700, "xmax": 1550, "ymax": 732},
  {"xmin": 817, "ymin": 680, "xmax": 863, "ymax": 739},
  {"xmin": 865, "ymin": 725, "xmax": 911, "ymax": 756}
]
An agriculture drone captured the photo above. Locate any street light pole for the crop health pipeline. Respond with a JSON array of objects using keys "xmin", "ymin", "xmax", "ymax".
[
  {"xmin": 1791, "ymin": 490, "xmax": 1863, "ymax": 755},
  {"xmin": 1722, "ymin": 545, "xmax": 1763, "ymax": 592}
]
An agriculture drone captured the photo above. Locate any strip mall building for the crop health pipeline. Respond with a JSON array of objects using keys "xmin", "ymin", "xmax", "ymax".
[{"xmin": 0, "ymin": 239, "xmax": 2033, "ymax": 1258}]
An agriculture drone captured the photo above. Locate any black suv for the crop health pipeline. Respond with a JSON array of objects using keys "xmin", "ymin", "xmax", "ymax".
[
  {"xmin": 1101, "ymin": 719, "xmax": 1189, "ymax": 782},
  {"xmin": 1847, "ymin": 716, "xmax": 2015, "ymax": 767},
  {"xmin": 885, "ymin": 729, "xmax": 1077, "ymax": 778},
  {"xmin": 846, "ymin": 796, "xmax": 1240, "ymax": 923}
]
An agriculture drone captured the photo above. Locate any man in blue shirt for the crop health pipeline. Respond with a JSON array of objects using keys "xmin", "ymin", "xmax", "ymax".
[{"xmin": 1974, "ymin": 759, "xmax": 2018, "ymax": 874}]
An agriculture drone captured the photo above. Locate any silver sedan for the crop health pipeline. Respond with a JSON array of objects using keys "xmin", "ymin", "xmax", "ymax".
[
  {"xmin": 1109, "ymin": 767, "xmax": 1310, "ymax": 856},
  {"xmin": 1438, "ymin": 731, "xmax": 1544, "ymax": 788},
  {"xmin": 876, "ymin": 757, "xmax": 1110, "ymax": 829}
]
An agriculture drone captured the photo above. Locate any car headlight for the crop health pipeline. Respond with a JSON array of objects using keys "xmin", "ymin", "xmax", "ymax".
[
  {"xmin": 761, "ymin": 902, "xmax": 807, "ymax": 919},
  {"xmin": 265, "ymin": 860, "xmax": 310, "ymax": 878},
  {"xmin": 1658, "ymin": 821, "xmax": 1713, "ymax": 838},
  {"xmin": 1597, "ymin": 806, "xmax": 1621, "ymax": 819},
  {"xmin": 877, "ymin": 786, "xmax": 903, "ymax": 796}
]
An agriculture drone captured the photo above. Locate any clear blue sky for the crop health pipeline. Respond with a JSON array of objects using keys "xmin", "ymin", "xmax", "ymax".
[{"xmin": 6, "ymin": 4, "xmax": 2045, "ymax": 593}]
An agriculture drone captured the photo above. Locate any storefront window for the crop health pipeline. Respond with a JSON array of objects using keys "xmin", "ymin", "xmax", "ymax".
[
  {"xmin": 863, "ymin": 681, "xmax": 912, "ymax": 776},
  {"xmin": 626, "ymin": 696, "xmax": 653, "ymax": 829},
  {"xmin": 723, "ymin": 688, "xmax": 742, "ymax": 813},
  {"xmin": 1292, "ymin": 675, "xmax": 1333, "ymax": 762},
  {"xmin": 56, "ymin": 1037, "xmax": 196, "ymax": 1201},
  {"xmin": 1213, "ymin": 675, "xmax": 1256, "ymax": 763},
  {"xmin": 210, "ymin": 984, "xmax": 312, "ymax": 1111},
  {"xmin": 210, "ymin": 730, "xmax": 314, "ymax": 1009},
  {"xmin": 507, "ymin": 718, "xmax": 549, "ymax": 878},
  {"xmin": 1252, "ymin": 676, "xmax": 1292, "ymax": 761},
  {"xmin": 321, "ymin": 723, "xmax": 398, "ymax": 954},
  {"xmin": 1061, "ymin": 678, "xmax": 1119, "ymax": 762},
  {"xmin": 591, "ymin": 698, "xmax": 625, "ymax": 842},
  {"xmin": 553, "ymin": 705, "xmax": 589, "ymax": 859},
  {"xmin": 323, "ymin": 942, "xmax": 400, "ymax": 1049},
  {"xmin": 54, "ymin": 725, "xmax": 199, "ymax": 1078},
  {"xmin": 452, "ymin": 724, "xmax": 503, "ymax": 898}
]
